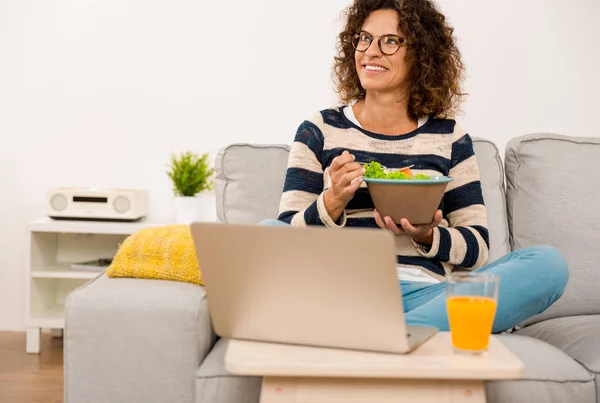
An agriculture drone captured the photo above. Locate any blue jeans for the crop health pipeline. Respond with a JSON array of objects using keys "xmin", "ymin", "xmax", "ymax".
[
  {"xmin": 260, "ymin": 220, "xmax": 569, "ymax": 333},
  {"xmin": 402, "ymin": 245, "xmax": 568, "ymax": 333}
]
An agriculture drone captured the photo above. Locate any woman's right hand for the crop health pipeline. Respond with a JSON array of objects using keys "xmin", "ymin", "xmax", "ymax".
[{"xmin": 323, "ymin": 150, "xmax": 365, "ymax": 221}]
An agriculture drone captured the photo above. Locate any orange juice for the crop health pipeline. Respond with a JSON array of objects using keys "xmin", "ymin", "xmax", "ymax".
[{"xmin": 447, "ymin": 296, "xmax": 497, "ymax": 351}]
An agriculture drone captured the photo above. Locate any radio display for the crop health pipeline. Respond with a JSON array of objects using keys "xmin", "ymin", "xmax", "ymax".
[{"xmin": 73, "ymin": 196, "xmax": 108, "ymax": 203}]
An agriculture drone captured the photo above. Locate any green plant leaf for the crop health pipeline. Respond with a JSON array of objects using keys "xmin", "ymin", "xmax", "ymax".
[{"xmin": 166, "ymin": 151, "xmax": 215, "ymax": 196}]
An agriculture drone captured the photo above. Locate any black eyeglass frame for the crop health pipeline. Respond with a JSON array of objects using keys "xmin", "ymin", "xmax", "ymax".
[{"xmin": 351, "ymin": 30, "xmax": 406, "ymax": 55}]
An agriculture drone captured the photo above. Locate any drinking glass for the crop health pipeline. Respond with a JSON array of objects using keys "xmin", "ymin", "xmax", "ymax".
[{"xmin": 446, "ymin": 272, "xmax": 499, "ymax": 354}]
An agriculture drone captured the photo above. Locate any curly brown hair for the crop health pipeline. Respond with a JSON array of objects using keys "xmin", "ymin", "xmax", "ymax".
[{"xmin": 333, "ymin": 0, "xmax": 466, "ymax": 120}]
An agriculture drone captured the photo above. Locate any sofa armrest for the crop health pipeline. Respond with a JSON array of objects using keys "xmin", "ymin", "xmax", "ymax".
[{"xmin": 64, "ymin": 274, "xmax": 216, "ymax": 403}]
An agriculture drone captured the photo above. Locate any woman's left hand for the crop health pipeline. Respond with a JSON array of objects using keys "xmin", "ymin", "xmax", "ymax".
[{"xmin": 374, "ymin": 209, "xmax": 443, "ymax": 245}]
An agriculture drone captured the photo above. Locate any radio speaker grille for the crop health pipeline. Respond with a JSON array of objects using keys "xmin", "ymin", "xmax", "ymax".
[
  {"xmin": 113, "ymin": 196, "xmax": 131, "ymax": 213},
  {"xmin": 50, "ymin": 194, "xmax": 68, "ymax": 211}
]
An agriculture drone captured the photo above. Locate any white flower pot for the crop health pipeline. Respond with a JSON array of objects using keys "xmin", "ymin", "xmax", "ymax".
[
  {"xmin": 196, "ymin": 192, "xmax": 217, "ymax": 222},
  {"xmin": 173, "ymin": 193, "xmax": 216, "ymax": 224}
]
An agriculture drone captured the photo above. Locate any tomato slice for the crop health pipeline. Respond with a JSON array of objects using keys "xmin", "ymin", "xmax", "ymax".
[{"xmin": 399, "ymin": 166, "xmax": 414, "ymax": 178}]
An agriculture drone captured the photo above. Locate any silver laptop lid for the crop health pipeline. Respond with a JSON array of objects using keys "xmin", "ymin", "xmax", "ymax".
[{"xmin": 191, "ymin": 222, "xmax": 412, "ymax": 353}]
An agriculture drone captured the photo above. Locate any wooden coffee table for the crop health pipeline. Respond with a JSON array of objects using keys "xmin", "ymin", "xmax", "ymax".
[{"xmin": 225, "ymin": 332, "xmax": 524, "ymax": 403}]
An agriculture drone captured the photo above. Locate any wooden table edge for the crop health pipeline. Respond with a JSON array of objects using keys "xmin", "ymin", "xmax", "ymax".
[{"xmin": 224, "ymin": 334, "xmax": 525, "ymax": 382}]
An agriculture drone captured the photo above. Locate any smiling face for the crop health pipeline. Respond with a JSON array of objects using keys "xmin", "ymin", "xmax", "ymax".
[{"xmin": 354, "ymin": 9, "xmax": 410, "ymax": 96}]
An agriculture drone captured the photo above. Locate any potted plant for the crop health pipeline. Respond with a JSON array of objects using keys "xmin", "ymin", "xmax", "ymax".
[{"xmin": 166, "ymin": 151, "xmax": 215, "ymax": 223}]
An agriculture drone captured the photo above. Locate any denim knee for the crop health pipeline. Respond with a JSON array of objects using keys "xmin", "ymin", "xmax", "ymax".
[
  {"xmin": 259, "ymin": 219, "xmax": 290, "ymax": 226},
  {"xmin": 521, "ymin": 245, "xmax": 569, "ymax": 294}
]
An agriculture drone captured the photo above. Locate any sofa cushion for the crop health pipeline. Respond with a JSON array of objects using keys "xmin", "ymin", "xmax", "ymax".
[
  {"xmin": 196, "ymin": 338, "xmax": 262, "ymax": 403},
  {"xmin": 516, "ymin": 316, "xmax": 600, "ymax": 374},
  {"xmin": 214, "ymin": 138, "xmax": 510, "ymax": 264},
  {"xmin": 505, "ymin": 133, "xmax": 600, "ymax": 324},
  {"xmin": 214, "ymin": 143, "xmax": 290, "ymax": 224},
  {"xmin": 486, "ymin": 334, "xmax": 595, "ymax": 403},
  {"xmin": 472, "ymin": 138, "xmax": 511, "ymax": 262}
]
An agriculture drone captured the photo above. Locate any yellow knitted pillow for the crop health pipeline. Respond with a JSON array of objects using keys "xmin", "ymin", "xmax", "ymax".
[{"xmin": 106, "ymin": 224, "xmax": 202, "ymax": 286}]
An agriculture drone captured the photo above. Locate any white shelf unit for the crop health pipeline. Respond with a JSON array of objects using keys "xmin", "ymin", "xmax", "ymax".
[{"xmin": 25, "ymin": 217, "xmax": 167, "ymax": 353}]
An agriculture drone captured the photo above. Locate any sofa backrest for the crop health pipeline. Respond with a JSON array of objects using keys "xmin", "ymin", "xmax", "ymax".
[
  {"xmin": 474, "ymin": 138, "xmax": 511, "ymax": 262},
  {"xmin": 215, "ymin": 143, "xmax": 291, "ymax": 225},
  {"xmin": 214, "ymin": 137, "xmax": 510, "ymax": 264},
  {"xmin": 505, "ymin": 133, "xmax": 600, "ymax": 325}
]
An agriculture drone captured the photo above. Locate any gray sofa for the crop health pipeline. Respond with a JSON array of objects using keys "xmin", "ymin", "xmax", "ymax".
[{"xmin": 64, "ymin": 133, "xmax": 600, "ymax": 403}]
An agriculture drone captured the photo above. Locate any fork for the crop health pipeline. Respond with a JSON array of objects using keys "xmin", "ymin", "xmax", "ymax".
[{"xmin": 359, "ymin": 162, "xmax": 414, "ymax": 172}]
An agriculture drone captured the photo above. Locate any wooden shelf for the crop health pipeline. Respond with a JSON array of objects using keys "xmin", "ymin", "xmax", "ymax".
[
  {"xmin": 27, "ymin": 217, "xmax": 169, "ymax": 235},
  {"xmin": 29, "ymin": 304, "xmax": 66, "ymax": 329},
  {"xmin": 31, "ymin": 263, "xmax": 104, "ymax": 280},
  {"xmin": 25, "ymin": 217, "xmax": 171, "ymax": 353}
]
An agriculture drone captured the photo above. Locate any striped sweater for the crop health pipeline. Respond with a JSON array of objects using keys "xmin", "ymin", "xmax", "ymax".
[{"xmin": 277, "ymin": 106, "xmax": 490, "ymax": 281}]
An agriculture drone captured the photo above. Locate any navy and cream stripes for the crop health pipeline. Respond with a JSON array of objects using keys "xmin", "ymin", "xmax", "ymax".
[{"xmin": 277, "ymin": 106, "xmax": 489, "ymax": 281}]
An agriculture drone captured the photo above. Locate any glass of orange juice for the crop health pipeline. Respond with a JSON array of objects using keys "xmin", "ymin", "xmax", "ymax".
[{"xmin": 446, "ymin": 272, "xmax": 499, "ymax": 354}]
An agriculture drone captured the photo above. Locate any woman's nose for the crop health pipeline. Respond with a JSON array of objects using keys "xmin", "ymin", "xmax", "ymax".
[{"xmin": 365, "ymin": 39, "xmax": 382, "ymax": 57}]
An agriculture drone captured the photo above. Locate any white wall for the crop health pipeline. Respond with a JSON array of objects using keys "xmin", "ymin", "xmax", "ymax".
[{"xmin": 0, "ymin": 0, "xmax": 598, "ymax": 330}]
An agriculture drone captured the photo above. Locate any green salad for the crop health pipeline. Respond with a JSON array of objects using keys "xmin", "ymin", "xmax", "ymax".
[{"xmin": 363, "ymin": 161, "xmax": 431, "ymax": 180}]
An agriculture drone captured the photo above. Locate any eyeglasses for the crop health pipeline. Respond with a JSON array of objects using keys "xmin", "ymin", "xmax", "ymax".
[{"xmin": 351, "ymin": 30, "xmax": 406, "ymax": 55}]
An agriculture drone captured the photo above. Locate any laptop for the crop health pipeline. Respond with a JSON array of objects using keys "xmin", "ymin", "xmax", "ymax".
[{"xmin": 190, "ymin": 222, "xmax": 438, "ymax": 354}]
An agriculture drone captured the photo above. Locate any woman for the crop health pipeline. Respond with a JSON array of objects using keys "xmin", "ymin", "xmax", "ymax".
[{"xmin": 272, "ymin": 0, "xmax": 568, "ymax": 333}]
